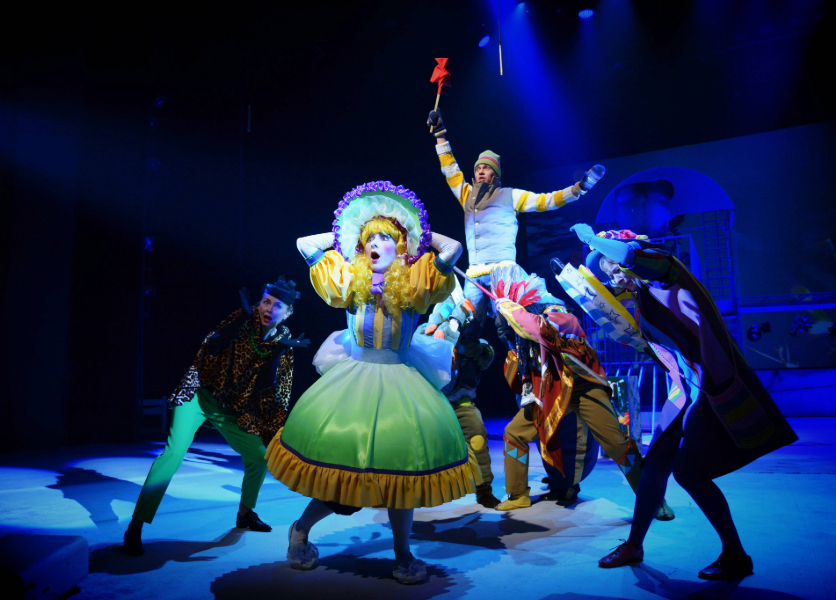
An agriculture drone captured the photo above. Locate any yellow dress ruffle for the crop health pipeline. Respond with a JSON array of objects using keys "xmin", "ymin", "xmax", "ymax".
[{"xmin": 266, "ymin": 428, "xmax": 483, "ymax": 510}]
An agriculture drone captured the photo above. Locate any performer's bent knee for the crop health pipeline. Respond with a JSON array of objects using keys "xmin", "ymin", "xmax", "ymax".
[{"xmin": 671, "ymin": 448, "xmax": 709, "ymax": 490}]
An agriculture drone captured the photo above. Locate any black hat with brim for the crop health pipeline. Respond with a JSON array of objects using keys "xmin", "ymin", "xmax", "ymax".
[{"xmin": 264, "ymin": 276, "xmax": 300, "ymax": 305}]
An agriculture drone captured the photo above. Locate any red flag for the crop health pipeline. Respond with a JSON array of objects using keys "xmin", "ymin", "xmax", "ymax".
[{"xmin": 430, "ymin": 58, "xmax": 451, "ymax": 95}]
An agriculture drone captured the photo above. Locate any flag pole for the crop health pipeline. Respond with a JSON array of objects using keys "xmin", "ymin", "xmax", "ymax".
[
  {"xmin": 430, "ymin": 92, "xmax": 441, "ymax": 132},
  {"xmin": 498, "ymin": 3, "xmax": 504, "ymax": 75}
]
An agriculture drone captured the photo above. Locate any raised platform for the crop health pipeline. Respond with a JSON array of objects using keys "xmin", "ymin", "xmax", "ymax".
[{"xmin": 0, "ymin": 417, "xmax": 833, "ymax": 600}]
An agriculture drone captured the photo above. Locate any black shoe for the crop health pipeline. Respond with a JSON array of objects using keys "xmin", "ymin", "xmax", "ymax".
[
  {"xmin": 121, "ymin": 529, "xmax": 144, "ymax": 556},
  {"xmin": 698, "ymin": 552, "xmax": 753, "ymax": 581},
  {"xmin": 236, "ymin": 509, "xmax": 272, "ymax": 532},
  {"xmin": 541, "ymin": 484, "xmax": 580, "ymax": 507}
]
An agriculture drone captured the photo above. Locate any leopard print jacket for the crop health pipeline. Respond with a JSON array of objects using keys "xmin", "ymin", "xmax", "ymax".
[{"xmin": 169, "ymin": 308, "xmax": 294, "ymax": 441}]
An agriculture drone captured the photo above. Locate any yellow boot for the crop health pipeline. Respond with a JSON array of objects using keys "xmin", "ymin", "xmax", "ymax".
[{"xmin": 496, "ymin": 488, "xmax": 531, "ymax": 511}]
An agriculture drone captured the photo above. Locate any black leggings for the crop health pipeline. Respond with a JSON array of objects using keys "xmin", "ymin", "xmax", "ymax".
[{"xmin": 627, "ymin": 419, "xmax": 744, "ymax": 556}]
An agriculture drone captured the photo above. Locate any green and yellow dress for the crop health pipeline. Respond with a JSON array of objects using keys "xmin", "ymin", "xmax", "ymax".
[{"xmin": 265, "ymin": 250, "xmax": 481, "ymax": 509}]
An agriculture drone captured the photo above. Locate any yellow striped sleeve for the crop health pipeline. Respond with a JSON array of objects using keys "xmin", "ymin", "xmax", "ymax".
[
  {"xmin": 512, "ymin": 186, "xmax": 579, "ymax": 213},
  {"xmin": 514, "ymin": 190, "xmax": 531, "ymax": 212},
  {"xmin": 446, "ymin": 171, "xmax": 466, "ymax": 207},
  {"xmin": 437, "ymin": 143, "xmax": 468, "ymax": 209}
]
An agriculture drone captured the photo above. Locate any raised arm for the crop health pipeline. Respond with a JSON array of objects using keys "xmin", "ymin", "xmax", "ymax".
[
  {"xmin": 571, "ymin": 223, "xmax": 676, "ymax": 285},
  {"xmin": 511, "ymin": 165, "xmax": 605, "ymax": 214},
  {"xmin": 430, "ymin": 231, "xmax": 463, "ymax": 268},
  {"xmin": 410, "ymin": 232, "xmax": 463, "ymax": 313},
  {"xmin": 495, "ymin": 299, "xmax": 583, "ymax": 355},
  {"xmin": 296, "ymin": 232, "xmax": 353, "ymax": 308},
  {"xmin": 296, "ymin": 232, "xmax": 336, "ymax": 266},
  {"xmin": 428, "ymin": 109, "xmax": 469, "ymax": 209}
]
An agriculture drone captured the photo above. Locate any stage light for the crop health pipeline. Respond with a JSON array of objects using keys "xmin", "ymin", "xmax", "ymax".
[
  {"xmin": 143, "ymin": 237, "xmax": 154, "ymax": 252},
  {"xmin": 479, "ymin": 35, "xmax": 490, "ymax": 48},
  {"xmin": 579, "ymin": 8, "xmax": 594, "ymax": 19},
  {"xmin": 792, "ymin": 315, "xmax": 812, "ymax": 331}
]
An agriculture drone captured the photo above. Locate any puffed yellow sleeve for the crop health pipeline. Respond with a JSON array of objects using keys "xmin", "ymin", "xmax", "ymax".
[
  {"xmin": 309, "ymin": 250, "xmax": 354, "ymax": 308},
  {"xmin": 409, "ymin": 252, "xmax": 456, "ymax": 314}
]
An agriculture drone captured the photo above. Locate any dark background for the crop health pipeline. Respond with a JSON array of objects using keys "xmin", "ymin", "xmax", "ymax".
[{"xmin": 2, "ymin": 0, "xmax": 833, "ymax": 451}]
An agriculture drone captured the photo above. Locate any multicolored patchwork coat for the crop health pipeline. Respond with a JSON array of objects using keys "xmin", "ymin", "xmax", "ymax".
[
  {"xmin": 621, "ymin": 240, "xmax": 797, "ymax": 475},
  {"xmin": 497, "ymin": 300, "xmax": 608, "ymax": 474}
]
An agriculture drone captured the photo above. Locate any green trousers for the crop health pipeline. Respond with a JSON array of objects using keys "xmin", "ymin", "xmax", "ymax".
[
  {"xmin": 450, "ymin": 400, "xmax": 494, "ymax": 486},
  {"xmin": 503, "ymin": 385, "xmax": 645, "ymax": 495},
  {"xmin": 133, "ymin": 388, "xmax": 268, "ymax": 524}
]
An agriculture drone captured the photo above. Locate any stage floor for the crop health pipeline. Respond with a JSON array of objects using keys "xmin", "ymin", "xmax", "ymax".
[{"xmin": 1, "ymin": 417, "xmax": 833, "ymax": 600}]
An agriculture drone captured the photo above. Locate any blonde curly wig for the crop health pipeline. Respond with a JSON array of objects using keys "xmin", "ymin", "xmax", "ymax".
[{"xmin": 349, "ymin": 218, "xmax": 413, "ymax": 312}]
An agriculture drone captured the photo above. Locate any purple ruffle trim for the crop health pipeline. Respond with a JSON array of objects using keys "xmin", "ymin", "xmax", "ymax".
[{"xmin": 332, "ymin": 181, "xmax": 431, "ymax": 265}]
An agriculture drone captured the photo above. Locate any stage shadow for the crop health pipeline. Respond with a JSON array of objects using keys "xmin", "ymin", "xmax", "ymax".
[
  {"xmin": 305, "ymin": 509, "xmax": 557, "ymax": 570},
  {"xmin": 412, "ymin": 511, "xmax": 549, "ymax": 551},
  {"xmin": 182, "ymin": 446, "xmax": 245, "ymax": 466},
  {"xmin": 600, "ymin": 562, "xmax": 810, "ymax": 600},
  {"xmin": 210, "ymin": 555, "xmax": 473, "ymax": 600},
  {"xmin": 46, "ymin": 466, "xmax": 211, "ymax": 528},
  {"xmin": 47, "ymin": 467, "xmax": 146, "ymax": 526},
  {"xmin": 89, "ymin": 529, "xmax": 244, "ymax": 575}
]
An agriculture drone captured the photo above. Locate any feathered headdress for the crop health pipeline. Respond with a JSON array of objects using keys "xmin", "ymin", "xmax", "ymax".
[{"xmin": 490, "ymin": 263, "xmax": 564, "ymax": 308}]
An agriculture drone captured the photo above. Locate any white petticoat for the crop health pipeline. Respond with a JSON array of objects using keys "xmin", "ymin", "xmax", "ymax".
[{"xmin": 312, "ymin": 329, "xmax": 454, "ymax": 390}]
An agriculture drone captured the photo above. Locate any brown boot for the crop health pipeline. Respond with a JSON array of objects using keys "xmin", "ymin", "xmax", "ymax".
[
  {"xmin": 475, "ymin": 484, "xmax": 501, "ymax": 509},
  {"xmin": 599, "ymin": 541, "xmax": 643, "ymax": 568},
  {"xmin": 496, "ymin": 488, "xmax": 532, "ymax": 511}
]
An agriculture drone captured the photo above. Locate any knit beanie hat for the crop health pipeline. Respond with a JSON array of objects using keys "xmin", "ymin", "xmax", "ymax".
[{"xmin": 474, "ymin": 150, "xmax": 501, "ymax": 178}]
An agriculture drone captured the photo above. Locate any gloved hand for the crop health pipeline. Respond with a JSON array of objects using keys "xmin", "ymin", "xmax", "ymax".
[
  {"xmin": 571, "ymin": 224, "xmax": 634, "ymax": 265},
  {"xmin": 578, "ymin": 165, "xmax": 606, "ymax": 193},
  {"xmin": 430, "ymin": 231, "xmax": 463, "ymax": 265},
  {"xmin": 569, "ymin": 223, "xmax": 597, "ymax": 245},
  {"xmin": 280, "ymin": 333, "xmax": 311, "ymax": 349},
  {"xmin": 296, "ymin": 232, "xmax": 336, "ymax": 260},
  {"xmin": 427, "ymin": 109, "xmax": 446, "ymax": 137}
]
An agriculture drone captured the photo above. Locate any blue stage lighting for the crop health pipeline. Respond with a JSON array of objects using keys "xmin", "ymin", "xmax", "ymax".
[
  {"xmin": 479, "ymin": 35, "xmax": 491, "ymax": 48},
  {"xmin": 579, "ymin": 8, "xmax": 594, "ymax": 19}
]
